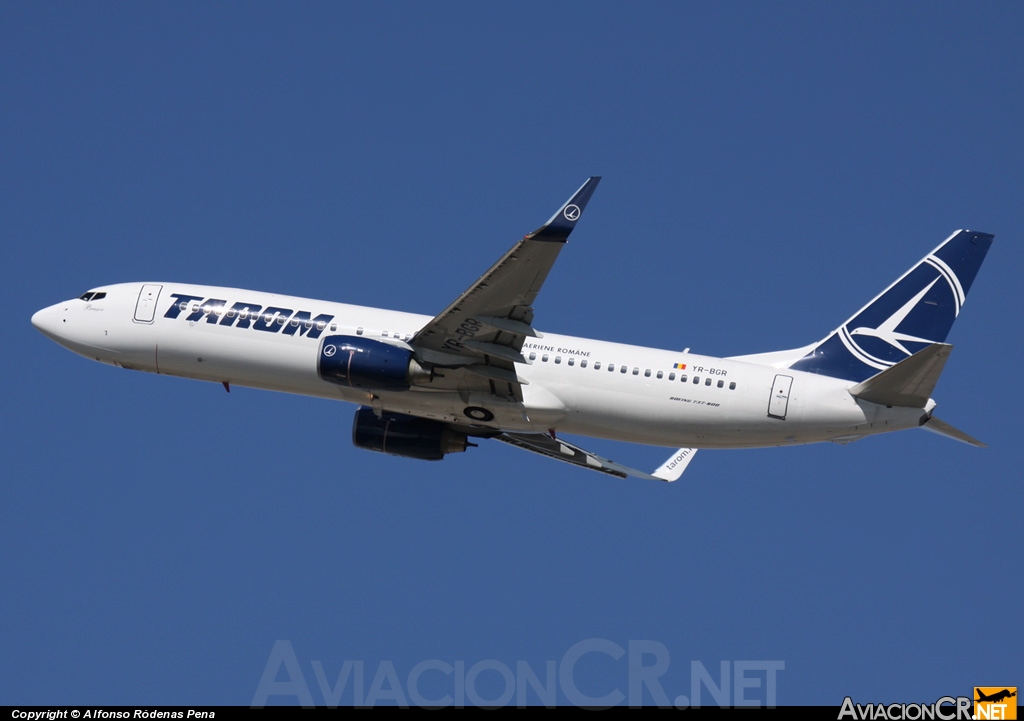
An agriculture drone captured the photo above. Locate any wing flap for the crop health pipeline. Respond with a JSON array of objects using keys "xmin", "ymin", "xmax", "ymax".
[
  {"xmin": 493, "ymin": 433, "xmax": 696, "ymax": 482},
  {"xmin": 494, "ymin": 432, "xmax": 668, "ymax": 481},
  {"xmin": 462, "ymin": 363, "xmax": 529, "ymax": 385},
  {"xmin": 475, "ymin": 315, "xmax": 542, "ymax": 338},
  {"xmin": 462, "ymin": 339, "xmax": 529, "ymax": 365}
]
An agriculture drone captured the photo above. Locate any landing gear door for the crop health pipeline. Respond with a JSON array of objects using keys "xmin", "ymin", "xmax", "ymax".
[
  {"xmin": 768, "ymin": 374, "xmax": 793, "ymax": 420},
  {"xmin": 134, "ymin": 284, "xmax": 163, "ymax": 323}
]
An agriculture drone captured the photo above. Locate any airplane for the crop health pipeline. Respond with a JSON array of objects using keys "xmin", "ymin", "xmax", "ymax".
[
  {"xmin": 30, "ymin": 177, "xmax": 994, "ymax": 481},
  {"xmin": 975, "ymin": 689, "xmax": 1016, "ymax": 704}
]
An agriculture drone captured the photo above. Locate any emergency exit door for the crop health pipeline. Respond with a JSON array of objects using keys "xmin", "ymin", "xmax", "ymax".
[{"xmin": 768, "ymin": 374, "xmax": 793, "ymax": 420}]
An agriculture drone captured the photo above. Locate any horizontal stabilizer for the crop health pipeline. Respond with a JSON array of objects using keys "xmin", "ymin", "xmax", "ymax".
[
  {"xmin": 848, "ymin": 343, "xmax": 952, "ymax": 408},
  {"xmin": 921, "ymin": 416, "xmax": 986, "ymax": 447}
]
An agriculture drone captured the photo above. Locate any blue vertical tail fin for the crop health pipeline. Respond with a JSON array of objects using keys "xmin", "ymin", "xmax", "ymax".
[{"xmin": 786, "ymin": 230, "xmax": 994, "ymax": 382}]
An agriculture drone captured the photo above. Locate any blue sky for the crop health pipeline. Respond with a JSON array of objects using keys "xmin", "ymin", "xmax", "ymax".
[{"xmin": 2, "ymin": 2, "xmax": 1021, "ymax": 706}]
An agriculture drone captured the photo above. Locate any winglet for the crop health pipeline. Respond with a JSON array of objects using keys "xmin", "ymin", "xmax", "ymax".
[
  {"xmin": 652, "ymin": 448, "xmax": 698, "ymax": 482},
  {"xmin": 526, "ymin": 176, "xmax": 602, "ymax": 242}
]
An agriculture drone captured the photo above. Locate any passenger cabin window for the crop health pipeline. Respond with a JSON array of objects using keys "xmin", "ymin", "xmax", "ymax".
[
  {"xmin": 580, "ymin": 360, "xmax": 588, "ymax": 368},
  {"xmin": 329, "ymin": 323, "xmax": 337, "ymax": 331},
  {"xmin": 657, "ymin": 371, "xmax": 663, "ymax": 379},
  {"xmin": 554, "ymin": 356, "xmax": 562, "ymax": 364},
  {"xmin": 357, "ymin": 327, "xmax": 364, "ymax": 335},
  {"xmin": 705, "ymin": 377, "xmax": 713, "ymax": 386},
  {"xmin": 644, "ymin": 369, "xmax": 651, "ymax": 377},
  {"xmin": 693, "ymin": 376, "xmax": 700, "ymax": 384},
  {"xmin": 529, "ymin": 352, "xmax": 537, "ymax": 361},
  {"xmin": 669, "ymin": 372, "xmax": 675, "ymax": 381},
  {"xmin": 568, "ymin": 358, "xmax": 575, "ymax": 366},
  {"xmin": 632, "ymin": 367, "xmax": 639, "ymax": 375},
  {"xmin": 382, "ymin": 331, "xmax": 388, "ymax": 337},
  {"xmin": 717, "ymin": 380, "xmax": 724, "ymax": 388},
  {"xmin": 594, "ymin": 362, "xmax": 601, "ymax": 370},
  {"xmin": 542, "ymin": 354, "xmax": 549, "ymax": 362},
  {"xmin": 729, "ymin": 382, "xmax": 736, "ymax": 390},
  {"xmin": 608, "ymin": 364, "xmax": 615, "ymax": 372}
]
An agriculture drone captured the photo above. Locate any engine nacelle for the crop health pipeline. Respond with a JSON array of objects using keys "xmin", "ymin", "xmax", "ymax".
[
  {"xmin": 352, "ymin": 407, "xmax": 470, "ymax": 461},
  {"xmin": 318, "ymin": 335, "xmax": 430, "ymax": 390}
]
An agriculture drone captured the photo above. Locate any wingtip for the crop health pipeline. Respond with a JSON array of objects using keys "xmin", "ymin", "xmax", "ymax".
[
  {"xmin": 652, "ymin": 447, "xmax": 698, "ymax": 481},
  {"xmin": 527, "ymin": 176, "xmax": 602, "ymax": 241}
]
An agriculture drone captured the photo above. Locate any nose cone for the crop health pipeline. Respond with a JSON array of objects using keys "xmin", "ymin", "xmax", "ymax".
[
  {"xmin": 31, "ymin": 299, "xmax": 116, "ymax": 360},
  {"xmin": 31, "ymin": 304, "xmax": 62, "ymax": 341}
]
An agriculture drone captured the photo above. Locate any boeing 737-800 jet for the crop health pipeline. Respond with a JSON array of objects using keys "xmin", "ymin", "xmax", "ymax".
[{"xmin": 31, "ymin": 178, "xmax": 993, "ymax": 481}]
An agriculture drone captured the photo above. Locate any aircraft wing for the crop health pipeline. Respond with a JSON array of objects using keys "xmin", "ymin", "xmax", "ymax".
[
  {"xmin": 410, "ymin": 177, "xmax": 601, "ymax": 401},
  {"xmin": 494, "ymin": 432, "xmax": 696, "ymax": 482}
]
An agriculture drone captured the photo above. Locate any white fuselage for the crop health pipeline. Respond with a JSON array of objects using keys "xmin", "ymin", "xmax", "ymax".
[{"xmin": 31, "ymin": 282, "xmax": 928, "ymax": 449}]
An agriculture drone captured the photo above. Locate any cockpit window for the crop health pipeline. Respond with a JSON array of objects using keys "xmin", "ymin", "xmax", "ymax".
[{"xmin": 78, "ymin": 291, "xmax": 107, "ymax": 301}]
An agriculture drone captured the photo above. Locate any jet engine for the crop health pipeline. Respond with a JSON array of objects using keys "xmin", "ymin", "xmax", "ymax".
[
  {"xmin": 318, "ymin": 336, "xmax": 430, "ymax": 390},
  {"xmin": 352, "ymin": 407, "xmax": 471, "ymax": 461}
]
